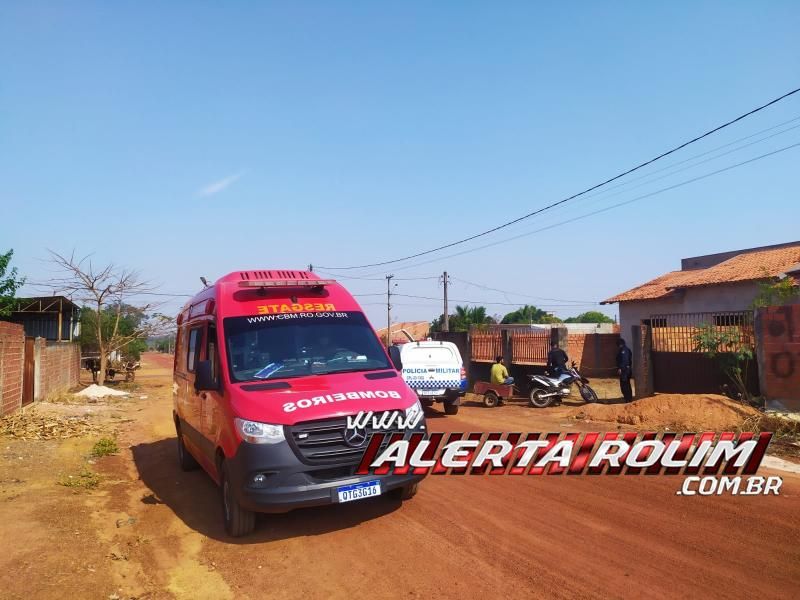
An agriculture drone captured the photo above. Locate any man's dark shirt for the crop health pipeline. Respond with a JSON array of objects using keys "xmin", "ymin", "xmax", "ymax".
[
  {"xmin": 547, "ymin": 348, "xmax": 569, "ymax": 372},
  {"xmin": 616, "ymin": 345, "xmax": 633, "ymax": 370}
]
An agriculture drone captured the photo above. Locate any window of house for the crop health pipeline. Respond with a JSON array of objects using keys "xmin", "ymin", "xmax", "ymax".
[
  {"xmin": 645, "ymin": 317, "xmax": 667, "ymax": 328},
  {"xmin": 713, "ymin": 314, "xmax": 747, "ymax": 327}
]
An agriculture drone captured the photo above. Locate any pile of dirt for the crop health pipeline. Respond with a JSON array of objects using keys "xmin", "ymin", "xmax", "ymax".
[
  {"xmin": 570, "ymin": 394, "xmax": 761, "ymax": 431},
  {"xmin": 75, "ymin": 384, "xmax": 130, "ymax": 399},
  {"xmin": 0, "ymin": 409, "xmax": 108, "ymax": 440}
]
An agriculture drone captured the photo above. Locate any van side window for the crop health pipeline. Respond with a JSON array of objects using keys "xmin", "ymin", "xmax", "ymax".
[
  {"xmin": 187, "ymin": 327, "xmax": 203, "ymax": 373},
  {"xmin": 207, "ymin": 324, "xmax": 219, "ymax": 385},
  {"xmin": 174, "ymin": 327, "xmax": 187, "ymax": 373}
]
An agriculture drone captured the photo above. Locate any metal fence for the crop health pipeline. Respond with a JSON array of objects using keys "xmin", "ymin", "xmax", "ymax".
[
  {"xmin": 471, "ymin": 332, "xmax": 502, "ymax": 362},
  {"xmin": 511, "ymin": 330, "xmax": 550, "ymax": 364},
  {"xmin": 650, "ymin": 311, "xmax": 755, "ymax": 353}
]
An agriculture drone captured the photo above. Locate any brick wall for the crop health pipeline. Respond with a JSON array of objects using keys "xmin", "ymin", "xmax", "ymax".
[
  {"xmin": 757, "ymin": 305, "xmax": 800, "ymax": 409},
  {"xmin": 568, "ymin": 333, "xmax": 620, "ymax": 377},
  {"xmin": 0, "ymin": 322, "xmax": 24, "ymax": 416},
  {"xmin": 35, "ymin": 339, "xmax": 81, "ymax": 400}
]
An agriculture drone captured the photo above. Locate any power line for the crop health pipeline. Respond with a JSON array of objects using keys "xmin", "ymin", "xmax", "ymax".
[
  {"xmin": 316, "ymin": 270, "xmax": 439, "ymax": 281},
  {"xmin": 451, "ymin": 277, "xmax": 597, "ymax": 304},
  {"xmin": 394, "ymin": 293, "xmax": 599, "ymax": 307},
  {"xmin": 317, "ymin": 86, "xmax": 800, "ymax": 270},
  {"xmin": 131, "ymin": 291, "xmax": 193, "ymax": 297},
  {"xmin": 574, "ymin": 114, "xmax": 800, "ymax": 201},
  {"xmin": 380, "ymin": 140, "xmax": 800, "ymax": 273},
  {"xmin": 543, "ymin": 118, "xmax": 800, "ymax": 217}
]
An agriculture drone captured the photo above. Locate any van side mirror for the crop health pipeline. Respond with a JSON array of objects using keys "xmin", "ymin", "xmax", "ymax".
[
  {"xmin": 194, "ymin": 360, "xmax": 217, "ymax": 392},
  {"xmin": 388, "ymin": 345, "xmax": 402, "ymax": 371}
]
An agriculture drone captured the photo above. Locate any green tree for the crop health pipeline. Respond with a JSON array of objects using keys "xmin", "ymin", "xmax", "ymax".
[
  {"xmin": 0, "ymin": 249, "xmax": 25, "ymax": 316},
  {"xmin": 430, "ymin": 305, "xmax": 495, "ymax": 332},
  {"xmin": 501, "ymin": 304, "xmax": 561, "ymax": 325},
  {"xmin": 564, "ymin": 310, "xmax": 614, "ymax": 324},
  {"xmin": 692, "ymin": 323, "xmax": 755, "ymax": 403},
  {"xmin": 752, "ymin": 277, "xmax": 799, "ymax": 308},
  {"xmin": 79, "ymin": 304, "xmax": 150, "ymax": 360}
]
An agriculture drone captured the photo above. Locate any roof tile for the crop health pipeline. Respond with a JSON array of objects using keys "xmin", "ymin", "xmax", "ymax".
[{"xmin": 603, "ymin": 244, "xmax": 800, "ymax": 304}]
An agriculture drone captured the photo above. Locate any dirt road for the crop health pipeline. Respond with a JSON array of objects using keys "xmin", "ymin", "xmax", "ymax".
[{"xmin": 1, "ymin": 353, "xmax": 798, "ymax": 599}]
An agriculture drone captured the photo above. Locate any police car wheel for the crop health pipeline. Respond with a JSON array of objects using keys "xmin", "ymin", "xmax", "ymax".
[
  {"xmin": 443, "ymin": 401, "xmax": 459, "ymax": 415},
  {"xmin": 221, "ymin": 461, "xmax": 256, "ymax": 537}
]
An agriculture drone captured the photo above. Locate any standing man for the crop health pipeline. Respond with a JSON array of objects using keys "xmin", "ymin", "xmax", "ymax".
[
  {"xmin": 547, "ymin": 343, "xmax": 569, "ymax": 377},
  {"xmin": 616, "ymin": 338, "xmax": 633, "ymax": 402},
  {"xmin": 490, "ymin": 356, "xmax": 514, "ymax": 385}
]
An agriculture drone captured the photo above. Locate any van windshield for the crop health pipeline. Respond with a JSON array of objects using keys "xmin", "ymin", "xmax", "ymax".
[{"xmin": 223, "ymin": 311, "xmax": 391, "ymax": 383}]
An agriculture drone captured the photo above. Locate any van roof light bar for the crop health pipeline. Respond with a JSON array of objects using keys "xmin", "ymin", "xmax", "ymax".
[{"xmin": 238, "ymin": 279, "xmax": 335, "ymax": 288}]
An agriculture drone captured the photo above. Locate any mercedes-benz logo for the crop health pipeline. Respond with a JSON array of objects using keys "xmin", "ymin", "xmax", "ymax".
[{"xmin": 343, "ymin": 427, "xmax": 368, "ymax": 448}]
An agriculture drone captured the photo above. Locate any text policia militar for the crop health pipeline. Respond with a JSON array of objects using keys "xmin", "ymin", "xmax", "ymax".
[{"xmin": 354, "ymin": 431, "xmax": 779, "ymax": 494}]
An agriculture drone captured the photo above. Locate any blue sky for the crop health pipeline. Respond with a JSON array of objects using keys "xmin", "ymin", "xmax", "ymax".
[{"xmin": 2, "ymin": 2, "xmax": 799, "ymax": 328}]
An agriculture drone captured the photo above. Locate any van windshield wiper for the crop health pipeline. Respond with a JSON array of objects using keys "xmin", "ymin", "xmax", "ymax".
[{"xmin": 310, "ymin": 366, "xmax": 385, "ymax": 376}]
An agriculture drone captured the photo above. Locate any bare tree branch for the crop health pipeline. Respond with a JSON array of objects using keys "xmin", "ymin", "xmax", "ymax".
[{"xmin": 43, "ymin": 250, "xmax": 174, "ymax": 384}]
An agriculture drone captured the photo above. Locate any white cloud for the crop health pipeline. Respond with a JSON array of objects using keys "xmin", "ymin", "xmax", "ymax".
[{"xmin": 197, "ymin": 170, "xmax": 245, "ymax": 197}]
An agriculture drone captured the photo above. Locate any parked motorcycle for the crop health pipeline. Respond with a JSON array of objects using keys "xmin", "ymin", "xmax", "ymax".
[{"xmin": 527, "ymin": 361, "xmax": 598, "ymax": 408}]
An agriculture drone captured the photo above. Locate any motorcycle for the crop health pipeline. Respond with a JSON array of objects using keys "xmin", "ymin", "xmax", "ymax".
[{"xmin": 527, "ymin": 361, "xmax": 598, "ymax": 408}]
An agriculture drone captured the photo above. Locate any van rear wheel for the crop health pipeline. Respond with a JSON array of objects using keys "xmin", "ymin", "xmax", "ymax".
[
  {"xmin": 221, "ymin": 461, "xmax": 256, "ymax": 537},
  {"xmin": 176, "ymin": 424, "xmax": 199, "ymax": 471}
]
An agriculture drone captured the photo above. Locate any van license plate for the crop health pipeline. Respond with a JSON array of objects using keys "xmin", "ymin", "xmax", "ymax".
[
  {"xmin": 337, "ymin": 480, "xmax": 381, "ymax": 503},
  {"xmin": 418, "ymin": 389, "xmax": 445, "ymax": 396}
]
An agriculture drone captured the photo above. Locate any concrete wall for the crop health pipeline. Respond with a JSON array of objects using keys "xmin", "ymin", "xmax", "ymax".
[
  {"xmin": 756, "ymin": 305, "xmax": 800, "ymax": 411},
  {"xmin": 34, "ymin": 340, "xmax": 81, "ymax": 400},
  {"xmin": 618, "ymin": 281, "xmax": 765, "ymax": 344},
  {"xmin": 0, "ymin": 322, "xmax": 24, "ymax": 417}
]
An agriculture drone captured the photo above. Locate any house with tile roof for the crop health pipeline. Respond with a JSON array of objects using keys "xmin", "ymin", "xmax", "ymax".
[{"xmin": 601, "ymin": 241, "xmax": 800, "ymax": 345}]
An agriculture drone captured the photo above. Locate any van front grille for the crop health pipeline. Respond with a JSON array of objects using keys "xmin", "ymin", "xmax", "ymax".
[{"xmin": 287, "ymin": 414, "xmax": 402, "ymax": 465}]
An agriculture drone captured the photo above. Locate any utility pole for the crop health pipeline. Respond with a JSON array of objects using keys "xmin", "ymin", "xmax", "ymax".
[
  {"xmin": 386, "ymin": 274, "xmax": 394, "ymax": 347},
  {"xmin": 441, "ymin": 271, "xmax": 450, "ymax": 332}
]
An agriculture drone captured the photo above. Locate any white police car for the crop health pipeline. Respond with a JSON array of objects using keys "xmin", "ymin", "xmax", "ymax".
[{"xmin": 390, "ymin": 340, "xmax": 467, "ymax": 415}]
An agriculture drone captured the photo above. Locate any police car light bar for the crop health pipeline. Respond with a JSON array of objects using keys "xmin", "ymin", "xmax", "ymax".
[{"xmin": 238, "ymin": 279, "xmax": 336, "ymax": 288}]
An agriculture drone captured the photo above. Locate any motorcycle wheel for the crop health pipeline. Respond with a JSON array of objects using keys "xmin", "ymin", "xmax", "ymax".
[
  {"xmin": 580, "ymin": 386, "xmax": 598, "ymax": 404},
  {"xmin": 529, "ymin": 389, "xmax": 555, "ymax": 409}
]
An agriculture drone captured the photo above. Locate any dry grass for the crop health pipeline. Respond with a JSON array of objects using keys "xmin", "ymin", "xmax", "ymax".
[
  {"xmin": 58, "ymin": 467, "xmax": 101, "ymax": 490},
  {"xmin": 0, "ymin": 409, "xmax": 108, "ymax": 440}
]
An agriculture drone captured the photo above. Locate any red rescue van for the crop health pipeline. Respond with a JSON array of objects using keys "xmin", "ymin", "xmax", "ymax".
[{"xmin": 173, "ymin": 270, "xmax": 426, "ymax": 536}]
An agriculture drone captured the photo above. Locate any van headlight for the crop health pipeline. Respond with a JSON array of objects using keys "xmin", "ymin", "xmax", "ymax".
[
  {"xmin": 404, "ymin": 399, "xmax": 423, "ymax": 425},
  {"xmin": 234, "ymin": 418, "xmax": 285, "ymax": 444}
]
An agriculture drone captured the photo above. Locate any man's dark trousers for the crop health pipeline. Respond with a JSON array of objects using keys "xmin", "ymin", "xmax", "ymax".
[{"xmin": 619, "ymin": 366, "xmax": 633, "ymax": 402}]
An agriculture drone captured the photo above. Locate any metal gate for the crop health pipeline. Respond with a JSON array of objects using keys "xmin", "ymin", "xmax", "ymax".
[
  {"xmin": 649, "ymin": 311, "xmax": 759, "ymax": 395},
  {"xmin": 23, "ymin": 337, "xmax": 35, "ymax": 406}
]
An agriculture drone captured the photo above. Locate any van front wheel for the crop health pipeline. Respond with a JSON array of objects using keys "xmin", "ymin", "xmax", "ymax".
[
  {"xmin": 221, "ymin": 461, "xmax": 256, "ymax": 537},
  {"xmin": 393, "ymin": 482, "xmax": 419, "ymax": 501}
]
